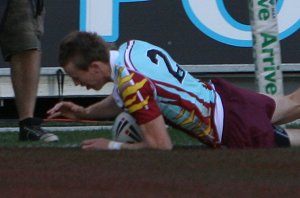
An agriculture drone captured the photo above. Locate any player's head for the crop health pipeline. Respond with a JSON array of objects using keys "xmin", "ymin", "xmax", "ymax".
[
  {"xmin": 58, "ymin": 31, "xmax": 112, "ymax": 90},
  {"xmin": 58, "ymin": 31, "xmax": 110, "ymax": 71}
]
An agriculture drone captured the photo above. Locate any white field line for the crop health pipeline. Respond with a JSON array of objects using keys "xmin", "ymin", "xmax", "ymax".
[
  {"xmin": 4, "ymin": 144, "xmax": 82, "ymax": 148},
  {"xmin": 0, "ymin": 125, "xmax": 112, "ymax": 133}
]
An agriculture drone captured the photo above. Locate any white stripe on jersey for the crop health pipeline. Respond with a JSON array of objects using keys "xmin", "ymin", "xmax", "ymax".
[{"xmin": 123, "ymin": 40, "xmax": 149, "ymax": 110}]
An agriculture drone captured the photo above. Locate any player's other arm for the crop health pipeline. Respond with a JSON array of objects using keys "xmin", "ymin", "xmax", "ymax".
[
  {"xmin": 47, "ymin": 95, "xmax": 122, "ymax": 120},
  {"xmin": 85, "ymin": 95, "xmax": 123, "ymax": 120}
]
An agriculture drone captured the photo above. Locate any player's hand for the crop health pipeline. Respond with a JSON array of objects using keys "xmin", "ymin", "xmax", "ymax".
[
  {"xmin": 47, "ymin": 101, "xmax": 85, "ymax": 119},
  {"xmin": 81, "ymin": 138, "xmax": 111, "ymax": 150}
]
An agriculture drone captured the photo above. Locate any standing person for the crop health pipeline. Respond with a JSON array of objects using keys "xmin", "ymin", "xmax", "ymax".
[
  {"xmin": 0, "ymin": 0, "xmax": 58, "ymax": 142},
  {"xmin": 48, "ymin": 31, "xmax": 300, "ymax": 150}
]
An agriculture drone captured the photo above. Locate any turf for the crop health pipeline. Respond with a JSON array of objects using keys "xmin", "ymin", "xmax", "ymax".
[{"xmin": 0, "ymin": 127, "xmax": 203, "ymax": 148}]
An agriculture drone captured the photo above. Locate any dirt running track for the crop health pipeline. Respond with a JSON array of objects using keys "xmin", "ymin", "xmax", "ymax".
[{"xmin": 0, "ymin": 147, "xmax": 300, "ymax": 198}]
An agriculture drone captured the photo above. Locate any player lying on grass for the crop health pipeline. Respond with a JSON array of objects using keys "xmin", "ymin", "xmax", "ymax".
[{"xmin": 47, "ymin": 31, "xmax": 300, "ymax": 150}]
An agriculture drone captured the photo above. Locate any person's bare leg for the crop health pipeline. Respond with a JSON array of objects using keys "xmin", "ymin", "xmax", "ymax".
[
  {"xmin": 269, "ymin": 88, "xmax": 300, "ymax": 125},
  {"xmin": 10, "ymin": 49, "xmax": 40, "ymax": 121},
  {"xmin": 10, "ymin": 49, "xmax": 59, "ymax": 142}
]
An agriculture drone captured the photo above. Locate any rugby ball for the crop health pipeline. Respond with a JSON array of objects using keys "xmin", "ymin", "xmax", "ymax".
[{"xmin": 111, "ymin": 112, "xmax": 143, "ymax": 143}]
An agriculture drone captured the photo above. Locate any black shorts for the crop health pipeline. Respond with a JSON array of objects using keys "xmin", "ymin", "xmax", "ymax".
[{"xmin": 273, "ymin": 125, "xmax": 291, "ymax": 147}]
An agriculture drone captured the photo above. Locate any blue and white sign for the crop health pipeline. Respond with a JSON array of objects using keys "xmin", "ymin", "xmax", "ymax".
[
  {"xmin": 183, "ymin": 0, "xmax": 300, "ymax": 47},
  {"xmin": 80, "ymin": 0, "xmax": 300, "ymax": 47},
  {"xmin": 80, "ymin": 0, "xmax": 148, "ymax": 42}
]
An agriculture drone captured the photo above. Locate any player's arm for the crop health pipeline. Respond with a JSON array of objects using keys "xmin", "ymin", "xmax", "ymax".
[
  {"xmin": 84, "ymin": 95, "xmax": 123, "ymax": 120},
  {"xmin": 117, "ymin": 115, "xmax": 172, "ymax": 150},
  {"xmin": 47, "ymin": 95, "xmax": 122, "ymax": 120},
  {"xmin": 81, "ymin": 114, "xmax": 173, "ymax": 150}
]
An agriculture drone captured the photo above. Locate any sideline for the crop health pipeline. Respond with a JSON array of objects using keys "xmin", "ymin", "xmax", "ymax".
[{"xmin": 0, "ymin": 125, "xmax": 112, "ymax": 133}]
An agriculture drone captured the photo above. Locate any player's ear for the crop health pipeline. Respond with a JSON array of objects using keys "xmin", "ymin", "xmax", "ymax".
[{"xmin": 89, "ymin": 61, "xmax": 102, "ymax": 73}]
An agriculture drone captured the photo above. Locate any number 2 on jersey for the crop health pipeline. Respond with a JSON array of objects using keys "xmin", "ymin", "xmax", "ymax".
[{"xmin": 147, "ymin": 49, "xmax": 186, "ymax": 83}]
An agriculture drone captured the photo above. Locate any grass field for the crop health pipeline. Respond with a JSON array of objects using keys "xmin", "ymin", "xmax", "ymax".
[
  {"xmin": 0, "ymin": 119, "xmax": 299, "ymax": 148},
  {"xmin": 0, "ymin": 127, "xmax": 203, "ymax": 148},
  {"xmin": 0, "ymin": 119, "xmax": 205, "ymax": 148}
]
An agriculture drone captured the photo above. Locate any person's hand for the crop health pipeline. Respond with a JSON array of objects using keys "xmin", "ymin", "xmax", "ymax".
[
  {"xmin": 47, "ymin": 101, "xmax": 85, "ymax": 119},
  {"xmin": 81, "ymin": 138, "xmax": 111, "ymax": 150}
]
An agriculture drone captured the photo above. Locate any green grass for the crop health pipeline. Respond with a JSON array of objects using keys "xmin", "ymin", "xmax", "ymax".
[
  {"xmin": 0, "ymin": 131, "xmax": 110, "ymax": 148},
  {"xmin": 0, "ymin": 127, "xmax": 203, "ymax": 148},
  {"xmin": 1, "ymin": 120, "xmax": 299, "ymax": 149}
]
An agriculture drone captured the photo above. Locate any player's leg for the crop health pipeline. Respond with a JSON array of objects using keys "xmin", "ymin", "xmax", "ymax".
[
  {"xmin": 268, "ymin": 88, "xmax": 300, "ymax": 125},
  {"xmin": 270, "ymin": 88, "xmax": 300, "ymax": 147}
]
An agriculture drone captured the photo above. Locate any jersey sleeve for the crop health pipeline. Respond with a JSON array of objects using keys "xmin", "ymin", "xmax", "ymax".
[{"xmin": 116, "ymin": 67, "xmax": 162, "ymax": 125}]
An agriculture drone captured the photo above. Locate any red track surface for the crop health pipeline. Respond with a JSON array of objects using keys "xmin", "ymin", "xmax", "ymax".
[{"xmin": 1, "ymin": 148, "xmax": 300, "ymax": 197}]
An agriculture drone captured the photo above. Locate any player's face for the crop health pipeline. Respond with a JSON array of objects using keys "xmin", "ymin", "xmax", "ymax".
[{"xmin": 63, "ymin": 61, "xmax": 109, "ymax": 91}]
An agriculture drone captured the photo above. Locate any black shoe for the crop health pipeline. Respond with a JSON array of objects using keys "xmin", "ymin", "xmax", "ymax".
[{"xmin": 19, "ymin": 118, "xmax": 59, "ymax": 142}]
